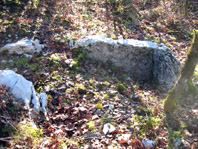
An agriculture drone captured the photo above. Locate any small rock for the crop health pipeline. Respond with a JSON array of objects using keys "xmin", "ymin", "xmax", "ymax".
[
  {"xmin": 96, "ymin": 109, "xmax": 102, "ymax": 115},
  {"xmin": 85, "ymin": 133, "xmax": 101, "ymax": 139},
  {"xmin": 92, "ymin": 115, "xmax": 99, "ymax": 120},
  {"xmin": 108, "ymin": 90, "xmax": 118, "ymax": 97},
  {"xmin": 174, "ymin": 138, "xmax": 182, "ymax": 148},
  {"xmin": 103, "ymin": 105, "xmax": 109, "ymax": 109},
  {"xmin": 117, "ymin": 134, "xmax": 131, "ymax": 141},
  {"xmin": 118, "ymin": 103, "xmax": 123, "ymax": 107},
  {"xmin": 144, "ymin": 92, "xmax": 150, "ymax": 96},
  {"xmin": 24, "ymin": 54, "xmax": 33, "ymax": 58},
  {"xmin": 40, "ymin": 93, "xmax": 48, "ymax": 115},
  {"xmin": 69, "ymin": 40, "xmax": 74, "ymax": 47},
  {"xmin": 44, "ymin": 85, "xmax": 50, "ymax": 92},
  {"xmin": 109, "ymin": 104, "xmax": 114, "ymax": 109},
  {"xmin": 23, "ymin": 70, "xmax": 27, "ymax": 73},
  {"xmin": 79, "ymin": 107, "xmax": 87, "ymax": 112},
  {"xmin": 142, "ymin": 139, "xmax": 157, "ymax": 148},
  {"xmin": 120, "ymin": 111, "xmax": 126, "ymax": 114},
  {"xmin": 50, "ymin": 87, "xmax": 55, "ymax": 91},
  {"xmin": 103, "ymin": 123, "xmax": 116, "ymax": 135}
]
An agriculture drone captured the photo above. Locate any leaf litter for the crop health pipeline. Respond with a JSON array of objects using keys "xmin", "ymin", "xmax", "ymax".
[{"xmin": 0, "ymin": 0, "xmax": 198, "ymax": 148}]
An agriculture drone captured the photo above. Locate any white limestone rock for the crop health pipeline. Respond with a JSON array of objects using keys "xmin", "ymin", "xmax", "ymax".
[
  {"xmin": 72, "ymin": 36, "xmax": 181, "ymax": 91},
  {"xmin": 0, "ymin": 70, "xmax": 47, "ymax": 115},
  {"xmin": 103, "ymin": 123, "xmax": 116, "ymax": 135},
  {"xmin": 0, "ymin": 39, "xmax": 44, "ymax": 54}
]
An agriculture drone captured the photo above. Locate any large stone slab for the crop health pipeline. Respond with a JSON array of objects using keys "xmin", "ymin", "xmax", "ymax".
[
  {"xmin": 0, "ymin": 39, "xmax": 44, "ymax": 54},
  {"xmin": 0, "ymin": 70, "xmax": 47, "ymax": 115},
  {"xmin": 72, "ymin": 36, "xmax": 181, "ymax": 91}
]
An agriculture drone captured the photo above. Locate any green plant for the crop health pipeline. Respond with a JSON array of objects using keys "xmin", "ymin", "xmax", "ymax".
[
  {"xmin": 51, "ymin": 71, "xmax": 62, "ymax": 80},
  {"xmin": 83, "ymin": 74, "xmax": 92, "ymax": 79},
  {"xmin": 154, "ymin": 38, "xmax": 160, "ymax": 43},
  {"xmin": 1, "ymin": 124, "xmax": 17, "ymax": 137},
  {"xmin": 2, "ymin": 62, "xmax": 9, "ymax": 69},
  {"xmin": 88, "ymin": 121, "xmax": 95, "ymax": 131},
  {"xmin": 52, "ymin": 74, "xmax": 62, "ymax": 80},
  {"xmin": 48, "ymin": 95, "xmax": 53, "ymax": 102},
  {"xmin": 76, "ymin": 53, "xmax": 86, "ymax": 62},
  {"xmin": 1, "ymin": 49, "xmax": 9, "ymax": 55},
  {"xmin": 167, "ymin": 128, "xmax": 183, "ymax": 148},
  {"xmin": 70, "ymin": 60, "xmax": 82, "ymax": 72},
  {"xmin": 101, "ymin": 114, "xmax": 113, "ymax": 124},
  {"xmin": 103, "ymin": 94, "xmax": 110, "ymax": 99},
  {"xmin": 15, "ymin": 57, "xmax": 30, "ymax": 67},
  {"xmin": 15, "ymin": 121, "xmax": 43, "ymax": 146},
  {"xmin": 117, "ymin": 83, "xmax": 127, "ymax": 93},
  {"xmin": 76, "ymin": 84, "xmax": 87, "ymax": 94},
  {"xmin": 146, "ymin": 116, "xmax": 161, "ymax": 127},
  {"xmin": 28, "ymin": 64, "xmax": 38, "ymax": 71},
  {"xmin": 121, "ymin": 74, "xmax": 128, "ymax": 80}
]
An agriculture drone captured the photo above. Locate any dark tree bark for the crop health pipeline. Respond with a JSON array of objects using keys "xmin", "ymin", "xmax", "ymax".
[{"xmin": 164, "ymin": 30, "xmax": 198, "ymax": 115}]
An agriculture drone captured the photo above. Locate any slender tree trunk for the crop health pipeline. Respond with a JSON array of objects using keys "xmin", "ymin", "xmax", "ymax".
[
  {"xmin": 164, "ymin": 30, "xmax": 198, "ymax": 115},
  {"xmin": 184, "ymin": 0, "xmax": 188, "ymax": 17}
]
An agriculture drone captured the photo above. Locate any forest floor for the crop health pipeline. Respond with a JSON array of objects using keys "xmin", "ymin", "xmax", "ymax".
[{"xmin": 0, "ymin": 0, "xmax": 198, "ymax": 148}]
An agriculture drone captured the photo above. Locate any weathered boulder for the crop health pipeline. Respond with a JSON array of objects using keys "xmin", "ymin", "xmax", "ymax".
[
  {"xmin": 72, "ymin": 36, "xmax": 181, "ymax": 91},
  {"xmin": 0, "ymin": 39, "xmax": 44, "ymax": 54},
  {"xmin": 0, "ymin": 70, "xmax": 47, "ymax": 115}
]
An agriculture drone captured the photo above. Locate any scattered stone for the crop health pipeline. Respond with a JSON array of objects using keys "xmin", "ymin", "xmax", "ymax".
[
  {"xmin": 174, "ymin": 138, "xmax": 182, "ymax": 148},
  {"xmin": 144, "ymin": 92, "xmax": 150, "ymax": 96},
  {"xmin": 103, "ymin": 123, "xmax": 116, "ymax": 135},
  {"xmin": 24, "ymin": 54, "xmax": 33, "ymax": 58},
  {"xmin": 117, "ymin": 134, "xmax": 131, "ymax": 141},
  {"xmin": 39, "ymin": 93, "xmax": 48, "ymax": 115},
  {"xmin": 108, "ymin": 90, "xmax": 118, "ymax": 97},
  {"xmin": 96, "ymin": 109, "xmax": 102, "ymax": 115},
  {"xmin": 103, "ymin": 105, "xmax": 109, "ymax": 109},
  {"xmin": 73, "ymin": 36, "xmax": 181, "ymax": 91},
  {"xmin": 119, "ymin": 111, "xmax": 126, "ymax": 114},
  {"xmin": 109, "ymin": 104, "xmax": 114, "ymax": 109},
  {"xmin": 0, "ymin": 70, "xmax": 47, "ymax": 115},
  {"xmin": 79, "ymin": 107, "xmax": 87, "ymax": 112},
  {"xmin": 142, "ymin": 139, "xmax": 157, "ymax": 148},
  {"xmin": 92, "ymin": 115, "xmax": 99, "ymax": 120},
  {"xmin": 85, "ymin": 133, "xmax": 102, "ymax": 140},
  {"xmin": 0, "ymin": 39, "xmax": 44, "ymax": 54}
]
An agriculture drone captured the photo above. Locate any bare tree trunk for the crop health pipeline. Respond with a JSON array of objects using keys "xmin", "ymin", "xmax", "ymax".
[
  {"xmin": 184, "ymin": 0, "xmax": 188, "ymax": 17},
  {"xmin": 164, "ymin": 30, "xmax": 198, "ymax": 115}
]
